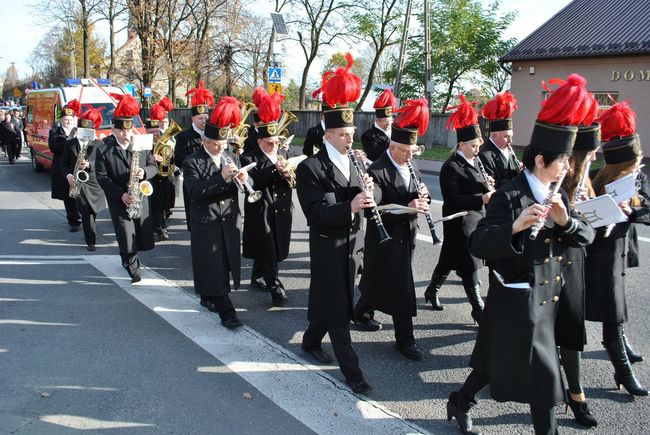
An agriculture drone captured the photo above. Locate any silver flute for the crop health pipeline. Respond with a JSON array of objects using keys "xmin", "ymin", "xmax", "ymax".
[
  {"xmin": 529, "ymin": 171, "xmax": 567, "ymax": 240},
  {"xmin": 475, "ymin": 155, "xmax": 495, "ymax": 192},
  {"xmin": 573, "ymin": 160, "xmax": 592, "ymax": 204}
]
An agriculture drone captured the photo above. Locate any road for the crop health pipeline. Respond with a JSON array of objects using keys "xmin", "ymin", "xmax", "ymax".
[{"xmin": 2, "ymin": 150, "xmax": 650, "ymax": 434}]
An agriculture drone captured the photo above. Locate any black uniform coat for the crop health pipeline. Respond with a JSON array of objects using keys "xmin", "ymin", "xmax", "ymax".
[
  {"xmin": 303, "ymin": 123, "xmax": 325, "ymax": 156},
  {"xmin": 95, "ymin": 135, "xmax": 158, "ymax": 254},
  {"xmin": 243, "ymin": 126, "xmax": 259, "ymax": 154},
  {"xmin": 296, "ymin": 148, "xmax": 364, "ymax": 325},
  {"xmin": 358, "ymin": 153, "xmax": 420, "ymax": 317},
  {"xmin": 49, "ymin": 126, "xmax": 76, "ymax": 200},
  {"xmin": 478, "ymin": 139, "xmax": 520, "ymax": 189},
  {"xmin": 360, "ymin": 125, "xmax": 390, "ymax": 162},
  {"xmin": 437, "ymin": 153, "xmax": 488, "ymax": 275},
  {"xmin": 240, "ymin": 146, "xmax": 293, "ymax": 263},
  {"xmin": 183, "ymin": 148, "xmax": 242, "ymax": 295},
  {"xmin": 554, "ymin": 244, "xmax": 588, "ymax": 351},
  {"xmin": 468, "ymin": 172, "xmax": 594, "ymax": 407},
  {"xmin": 585, "ymin": 171, "xmax": 650, "ymax": 324},
  {"xmin": 174, "ymin": 126, "xmax": 203, "ymax": 229},
  {"xmin": 626, "ymin": 172, "xmax": 650, "ymax": 268},
  {"xmin": 60, "ymin": 137, "xmax": 107, "ymax": 214}
]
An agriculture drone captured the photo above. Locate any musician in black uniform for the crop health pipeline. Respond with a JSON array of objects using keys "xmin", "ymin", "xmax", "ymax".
[
  {"xmin": 446, "ymin": 74, "xmax": 595, "ymax": 435},
  {"xmin": 354, "ymin": 99, "xmax": 430, "ymax": 361},
  {"xmin": 146, "ymin": 98, "xmax": 177, "ymax": 241},
  {"xmin": 360, "ymin": 88, "xmax": 395, "ymax": 162},
  {"xmin": 240, "ymin": 92, "xmax": 293, "ymax": 306},
  {"xmin": 182, "ymin": 96, "xmax": 246, "ymax": 329},
  {"xmin": 61, "ymin": 106, "xmax": 107, "ymax": 251},
  {"xmin": 296, "ymin": 56, "xmax": 373, "ymax": 394},
  {"xmin": 585, "ymin": 101, "xmax": 649, "ymax": 397},
  {"xmin": 95, "ymin": 94, "xmax": 157, "ymax": 283},
  {"xmin": 303, "ymin": 109, "xmax": 326, "ymax": 156},
  {"xmin": 424, "ymin": 96, "xmax": 493, "ymax": 322},
  {"xmin": 478, "ymin": 91, "xmax": 521, "ymax": 188},
  {"xmin": 49, "ymin": 100, "xmax": 82, "ymax": 231},
  {"xmin": 175, "ymin": 81, "xmax": 214, "ymax": 230}
]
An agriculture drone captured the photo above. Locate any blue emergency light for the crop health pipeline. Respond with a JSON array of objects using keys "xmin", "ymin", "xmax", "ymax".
[
  {"xmin": 65, "ymin": 78, "xmax": 82, "ymax": 86},
  {"xmin": 97, "ymin": 78, "xmax": 111, "ymax": 86}
]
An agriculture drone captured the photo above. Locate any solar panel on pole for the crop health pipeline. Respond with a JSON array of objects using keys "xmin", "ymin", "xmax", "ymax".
[{"xmin": 271, "ymin": 13, "xmax": 288, "ymax": 35}]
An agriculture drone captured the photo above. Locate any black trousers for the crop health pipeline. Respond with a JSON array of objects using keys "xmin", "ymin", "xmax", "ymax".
[
  {"xmin": 120, "ymin": 252, "xmax": 140, "ymax": 278},
  {"xmin": 302, "ymin": 322, "xmax": 364, "ymax": 383},
  {"xmin": 459, "ymin": 370, "xmax": 558, "ymax": 435},
  {"xmin": 204, "ymin": 294, "xmax": 236, "ymax": 321},
  {"xmin": 354, "ymin": 296, "xmax": 415, "ymax": 347},
  {"xmin": 151, "ymin": 207, "xmax": 168, "ymax": 234},
  {"xmin": 63, "ymin": 197, "xmax": 81, "ymax": 226},
  {"xmin": 251, "ymin": 260, "xmax": 279, "ymax": 287},
  {"xmin": 81, "ymin": 209, "xmax": 97, "ymax": 245},
  {"xmin": 5, "ymin": 141, "xmax": 18, "ymax": 163}
]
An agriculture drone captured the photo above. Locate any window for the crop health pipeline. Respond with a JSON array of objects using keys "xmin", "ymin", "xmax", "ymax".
[{"xmin": 542, "ymin": 91, "xmax": 618, "ymax": 115}]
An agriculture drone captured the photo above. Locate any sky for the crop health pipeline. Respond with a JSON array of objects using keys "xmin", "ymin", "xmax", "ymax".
[{"xmin": 0, "ymin": 0, "xmax": 573, "ymax": 83}]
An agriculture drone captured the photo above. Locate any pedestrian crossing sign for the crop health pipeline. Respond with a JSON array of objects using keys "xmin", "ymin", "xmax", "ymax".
[
  {"xmin": 269, "ymin": 83, "xmax": 282, "ymax": 94},
  {"xmin": 268, "ymin": 67, "xmax": 282, "ymax": 83}
]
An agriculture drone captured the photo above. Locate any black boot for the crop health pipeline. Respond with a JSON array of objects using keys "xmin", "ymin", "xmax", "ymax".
[
  {"xmin": 463, "ymin": 283, "xmax": 484, "ymax": 325},
  {"xmin": 447, "ymin": 391, "xmax": 481, "ymax": 435},
  {"xmin": 603, "ymin": 335, "xmax": 648, "ymax": 397},
  {"xmin": 565, "ymin": 390, "xmax": 598, "ymax": 427},
  {"xmin": 424, "ymin": 273, "xmax": 446, "ymax": 310},
  {"xmin": 622, "ymin": 331, "xmax": 644, "ymax": 364}
]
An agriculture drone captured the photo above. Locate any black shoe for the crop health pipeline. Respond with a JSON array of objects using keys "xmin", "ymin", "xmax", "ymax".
[
  {"xmin": 353, "ymin": 317, "xmax": 382, "ymax": 332},
  {"xmin": 447, "ymin": 392, "xmax": 480, "ymax": 434},
  {"xmin": 221, "ymin": 316, "xmax": 243, "ymax": 329},
  {"xmin": 346, "ymin": 378, "xmax": 371, "ymax": 395},
  {"xmin": 156, "ymin": 231, "xmax": 170, "ymax": 242},
  {"xmin": 424, "ymin": 284, "xmax": 444, "ymax": 310},
  {"xmin": 395, "ymin": 343, "xmax": 423, "ymax": 361},
  {"xmin": 200, "ymin": 297, "xmax": 219, "ymax": 313},
  {"xmin": 270, "ymin": 286, "xmax": 289, "ymax": 306},
  {"xmin": 164, "ymin": 210, "xmax": 172, "ymax": 219},
  {"xmin": 301, "ymin": 345, "xmax": 333, "ymax": 364},
  {"xmin": 131, "ymin": 274, "xmax": 142, "ymax": 284},
  {"xmin": 86, "ymin": 244, "xmax": 96, "ymax": 252},
  {"xmin": 69, "ymin": 225, "xmax": 81, "ymax": 232},
  {"xmin": 250, "ymin": 279, "xmax": 269, "ymax": 291},
  {"xmin": 566, "ymin": 391, "xmax": 598, "ymax": 427},
  {"xmin": 604, "ymin": 337, "xmax": 649, "ymax": 397}
]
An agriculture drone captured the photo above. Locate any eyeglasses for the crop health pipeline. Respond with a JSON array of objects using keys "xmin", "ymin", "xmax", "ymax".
[{"xmin": 396, "ymin": 145, "xmax": 424, "ymax": 156}]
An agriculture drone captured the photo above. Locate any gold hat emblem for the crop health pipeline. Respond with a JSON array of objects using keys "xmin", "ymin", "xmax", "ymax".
[
  {"xmin": 341, "ymin": 109, "xmax": 353, "ymax": 124},
  {"xmin": 268, "ymin": 124, "xmax": 277, "ymax": 135},
  {"xmin": 409, "ymin": 132, "xmax": 417, "ymax": 144},
  {"xmin": 219, "ymin": 127, "xmax": 230, "ymax": 138},
  {"xmin": 196, "ymin": 105, "xmax": 206, "ymax": 114},
  {"xmin": 81, "ymin": 119, "xmax": 93, "ymax": 128},
  {"xmin": 123, "ymin": 120, "xmax": 133, "ymax": 129},
  {"xmin": 385, "ymin": 107, "xmax": 392, "ymax": 116},
  {"xmin": 63, "ymin": 108, "xmax": 75, "ymax": 117}
]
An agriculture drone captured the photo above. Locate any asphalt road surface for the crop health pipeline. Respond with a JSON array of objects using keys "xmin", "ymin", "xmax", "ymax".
[{"xmin": 2, "ymin": 149, "xmax": 650, "ymax": 434}]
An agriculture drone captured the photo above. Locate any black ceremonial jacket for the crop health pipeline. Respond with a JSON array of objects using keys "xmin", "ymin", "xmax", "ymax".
[
  {"xmin": 303, "ymin": 123, "xmax": 325, "ymax": 157},
  {"xmin": 60, "ymin": 137, "xmax": 107, "ymax": 214},
  {"xmin": 49, "ymin": 126, "xmax": 76, "ymax": 200},
  {"xmin": 360, "ymin": 125, "xmax": 390, "ymax": 162},
  {"xmin": 477, "ymin": 139, "xmax": 520, "ymax": 189}
]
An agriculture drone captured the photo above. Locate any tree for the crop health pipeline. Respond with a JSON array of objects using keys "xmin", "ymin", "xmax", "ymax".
[
  {"xmin": 351, "ymin": 0, "xmax": 404, "ymax": 110},
  {"xmin": 286, "ymin": 0, "xmax": 358, "ymax": 109},
  {"xmin": 127, "ymin": 0, "xmax": 167, "ymax": 96},
  {"xmin": 322, "ymin": 52, "xmax": 366, "ymax": 80},
  {"xmin": 263, "ymin": 0, "xmax": 290, "ymax": 88},
  {"xmin": 238, "ymin": 13, "xmax": 273, "ymax": 89},
  {"xmin": 158, "ymin": 0, "xmax": 195, "ymax": 102},
  {"xmin": 96, "ymin": 0, "xmax": 129, "ymax": 80},
  {"xmin": 187, "ymin": 0, "xmax": 227, "ymax": 84}
]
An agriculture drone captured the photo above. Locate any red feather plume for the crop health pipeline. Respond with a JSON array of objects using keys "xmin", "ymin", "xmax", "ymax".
[
  {"xmin": 537, "ymin": 73, "xmax": 591, "ymax": 126},
  {"xmin": 395, "ymin": 99, "xmax": 430, "ymax": 136},
  {"xmin": 185, "ymin": 80, "xmax": 215, "ymax": 108},
  {"xmin": 579, "ymin": 92, "xmax": 600, "ymax": 126},
  {"xmin": 312, "ymin": 71, "xmax": 334, "ymax": 99},
  {"xmin": 374, "ymin": 88, "xmax": 397, "ymax": 110},
  {"xmin": 64, "ymin": 99, "xmax": 82, "ymax": 117},
  {"xmin": 159, "ymin": 96, "xmax": 174, "ymax": 112},
  {"xmin": 110, "ymin": 93, "xmax": 140, "ymax": 118},
  {"xmin": 149, "ymin": 104, "xmax": 167, "ymax": 121},
  {"xmin": 210, "ymin": 96, "xmax": 242, "ymax": 129},
  {"xmin": 597, "ymin": 100, "xmax": 636, "ymax": 142},
  {"xmin": 445, "ymin": 95, "xmax": 479, "ymax": 130},
  {"xmin": 480, "ymin": 91, "xmax": 518, "ymax": 121},
  {"xmin": 323, "ymin": 53, "xmax": 361, "ymax": 107},
  {"xmin": 81, "ymin": 104, "xmax": 104, "ymax": 129},
  {"xmin": 252, "ymin": 86, "xmax": 269, "ymax": 107},
  {"xmin": 258, "ymin": 92, "xmax": 284, "ymax": 123}
]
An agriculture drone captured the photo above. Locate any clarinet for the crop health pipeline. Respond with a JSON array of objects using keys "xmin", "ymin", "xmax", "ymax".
[
  {"xmin": 406, "ymin": 161, "xmax": 442, "ymax": 245},
  {"xmin": 475, "ymin": 156, "xmax": 495, "ymax": 192},
  {"xmin": 573, "ymin": 160, "xmax": 592, "ymax": 204},
  {"xmin": 529, "ymin": 171, "xmax": 567, "ymax": 240},
  {"xmin": 348, "ymin": 149, "xmax": 391, "ymax": 244},
  {"xmin": 508, "ymin": 144, "xmax": 522, "ymax": 171}
]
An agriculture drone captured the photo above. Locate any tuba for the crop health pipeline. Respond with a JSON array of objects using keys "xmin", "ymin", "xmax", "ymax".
[
  {"xmin": 230, "ymin": 102, "xmax": 256, "ymax": 153},
  {"xmin": 153, "ymin": 120, "xmax": 182, "ymax": 176}
]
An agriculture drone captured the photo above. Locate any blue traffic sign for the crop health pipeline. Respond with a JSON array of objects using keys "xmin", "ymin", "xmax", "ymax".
[
  {"xmin": 144, "ymin": 86, "xmax": 152, "ymax": 98},
  {"xmin": 268, "ymin": 67, "xmax": 282, "ymax": 83}
]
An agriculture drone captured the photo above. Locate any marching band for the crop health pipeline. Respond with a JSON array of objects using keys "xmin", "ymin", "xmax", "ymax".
[{"xmin": 43, "ymin": 60, "xmax": 650, "ymax": 434}]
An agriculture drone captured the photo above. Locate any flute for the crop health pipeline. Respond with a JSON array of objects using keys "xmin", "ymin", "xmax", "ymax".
[
  {"xmin": 348, "ymin": 149, "xmax": 391, "ymax": 244},
  {"xmin": 475, "ymin": 156, "xmax": 495, "ymax": 192},
  {"xmin": 529, "ymin": 171, "xmax": 567, "ymax": 240},
  {"xmin": 573, "ymin": 160, "xmax": 592, "ymax": 204},
  {"xmin": 406, "ymin": 161, "xmax": 442, "ymax": 245}
]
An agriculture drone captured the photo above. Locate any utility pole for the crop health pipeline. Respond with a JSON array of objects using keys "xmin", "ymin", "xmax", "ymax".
[
  {"xmin": 393, "ymin": 0, "xmax": 412, "ymax": 104},
  {"xmin": 424, "ymin": 0, "xmax": 432, "ymax": 110}
]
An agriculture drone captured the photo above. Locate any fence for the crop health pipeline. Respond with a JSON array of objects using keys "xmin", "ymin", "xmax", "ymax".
[{"xmin": 141, "ymin": 108, "xmax": 492, "ymax": 149}]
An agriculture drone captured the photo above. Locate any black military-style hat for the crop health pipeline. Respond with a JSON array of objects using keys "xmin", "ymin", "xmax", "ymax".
[
  {"xmin": 323, "ymin": 106, "xmax": 354, "ymax": 129},
  {"xmin": 529, "ymin": 121, "xmax": 578, "ymax": 153},
  {"xmin": 573, "ymin": 123, "xmax": 601, "ymax": 152},
  {"xmin": 602, "ymin": 134, "xmax": 641, "ymax": 164}
]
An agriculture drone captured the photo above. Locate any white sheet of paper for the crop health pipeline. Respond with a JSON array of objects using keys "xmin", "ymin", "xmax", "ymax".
[
  {"xmin": 287, "ymin": 155, "xmax": 307, "ymax": 166},
  {"xmin": 130, "ymin": 134, "xmax": 154, "ymax": 151},
  {"xmin": 75, "ymin": 128, "xmax": 96, "ymax": 141},
  {"xmin": 574, "ymin": 194, "xmax": 628, "ymax": 228},
  {"xmin": 376, "ymin": 203, "xmax": 419, "ymax": 215},
  {"xmin": 605, "ymin": 173, "xmax": 637, "ymax": 203},
  {"xmin": 492, "ymin": 270, "xmax": 531, "ymax": 290},
  {"xmin": 235, "ymin": 162, "xmax": 257, "ymax": 177}
]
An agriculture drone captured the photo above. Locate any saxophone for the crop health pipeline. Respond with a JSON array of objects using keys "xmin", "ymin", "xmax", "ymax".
[
  {"xmin": 69, "ymin": 135, "xmax": 91, "ymax": 199},
  {"xmin": 126, "ymin": 137, "xmax": 154, "ymax": 219},
  {"xmin": 152, "ymin": 120, "xmax": 182, "ymax": 176}
]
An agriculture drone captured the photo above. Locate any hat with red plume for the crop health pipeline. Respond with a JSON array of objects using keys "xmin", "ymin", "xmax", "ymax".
[
  {"xmin": 256, "ymin": 92, "xmax": 284, "ymax": 139},
  {"xmin": 110, "ymin": 93, "xmax": 140, "ymax": 129},
  {"xmin": 204, "ymin": 96, "xmax": 242, "ymax": 141},
  {"xmin": 392, "ymin": 99, "xmax": 430, "ymax": 145},
  {"xmin": 374, "ymin": 88, "xmax": 397, "ymax": 119},
  {"xmin": 573, "ymin": 92, "xmax": 601, "ymax": 152},
  {"xmin": 145, "ymin": 103, "xmax": 167, "ymax": 129},
  {"xmin": 185, "ymin": 81, "xmax": 215, "ymax": 116},
  {"xmin": 159, "ymin": 96, "xmax": 174, "ymax": 112},
  {"xmin": 78, "ymin": 104, "xmax": 104, "ymax": 129},
  {"xmin": 446, "ymin": 95, "xmax": 481, "ymax": 143},
  {"xmin": 480, "ymin": 91, "xmax": 517, "ymax": 132},
  {"xmin": 322, "ymin": 53, "xmax": 361, "ymax": 129},
  {"xmin": 251, "ymin": 86, "xmax": 269, "ymax": 122},
  {"xmin": 597, "ymin": 100, "xmax": 640, "ymax": 164},
  {"xmin": 61, "ymin": 99, "xmax": 81, "ymax": 118},
  {"xmin": 529, "ymin": 73, "xmax": 594, "ymax": 153}
]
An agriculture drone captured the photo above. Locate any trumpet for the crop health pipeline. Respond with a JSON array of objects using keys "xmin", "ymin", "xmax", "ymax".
[
  {"xmin": 277, "ymin": 154, "xmax": 307, "ymax": 188},
  {"xmin": 225, "ymin": 157, "xmax": 262, "ymax": 203},
  {"xmin": 231, "ymin": 103, "xmax": 256, "ymax": 153}
]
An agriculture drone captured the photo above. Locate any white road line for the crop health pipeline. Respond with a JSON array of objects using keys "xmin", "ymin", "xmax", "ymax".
[{"xmin": 7, "ymin": 254, "xmax": 426, "ymax": 435}]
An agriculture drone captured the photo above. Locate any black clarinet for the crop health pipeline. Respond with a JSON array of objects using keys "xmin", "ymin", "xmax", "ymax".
[
  {"xmin": 348, "ymin": 149, "xmax": 391, "ymax": 244},
  {"xmin": 407, "ymin": 161, "xmax": 442, "ymax": 245}
]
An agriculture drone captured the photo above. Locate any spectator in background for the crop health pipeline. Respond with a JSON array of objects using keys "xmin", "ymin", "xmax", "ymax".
[
  {"xmin": 1, "ymin": 113, "xmax": 19, "ymax": 164},
  {"xmin": 0, "ymin": 109, "xmax": 5, "ymax": 157}
]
